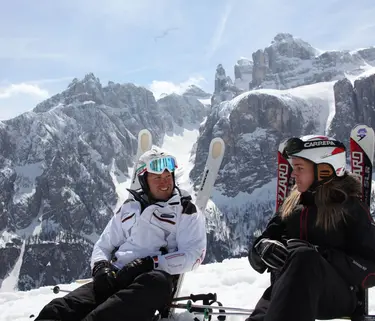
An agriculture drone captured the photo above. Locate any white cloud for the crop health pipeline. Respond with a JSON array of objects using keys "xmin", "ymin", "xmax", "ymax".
[
  {"xmin": 0, "ymin": 83, "xmax": 49, "ymax": 99},
  {"xmin": 0, "ymin": 83, "xmax": 50, "ymax": 120},
  {"xmin": 149, "ymin": 76, "xmax": 207, "ymax": 100}
]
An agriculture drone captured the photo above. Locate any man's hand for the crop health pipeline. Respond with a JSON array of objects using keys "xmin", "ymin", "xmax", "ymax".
[
  {"xmin": 116, "ymin": 256, "xmax": 155, "ymax": 288},
  {"xmin": 92, "ymin": 260, "xmax": 117, "ymax": 297}
]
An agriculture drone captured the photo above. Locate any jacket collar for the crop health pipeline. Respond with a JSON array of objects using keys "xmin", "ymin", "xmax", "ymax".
[{"xmin": 300, "ymin": 190, "xmax": 315, "ymax": 206}]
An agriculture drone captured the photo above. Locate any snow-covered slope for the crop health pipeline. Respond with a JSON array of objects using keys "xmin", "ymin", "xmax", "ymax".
[
  {"xmin": 1, "ymin": 257, "xmax": 375, "ymax": 321},
  {"xmin": 0, "ymin": 74, "xmax": 207, "ymax": 291}
]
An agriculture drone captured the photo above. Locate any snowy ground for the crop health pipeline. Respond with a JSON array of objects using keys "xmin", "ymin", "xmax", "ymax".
[
  {"xmin": 1, "ymin": 257, "xmax": 374, "ymax": 321},
  {"xmin": 3, "ymin": 97, "xmax": 375, "ymax": 320}
]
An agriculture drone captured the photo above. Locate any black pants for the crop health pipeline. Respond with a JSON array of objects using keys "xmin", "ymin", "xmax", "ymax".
[
  {"xmin": 35, "ymin": 270, "xmax": 174, "ymax": 321},
  {"xmin": 247, "ymin": 247, "xmax": 358, "ymax": 321}
]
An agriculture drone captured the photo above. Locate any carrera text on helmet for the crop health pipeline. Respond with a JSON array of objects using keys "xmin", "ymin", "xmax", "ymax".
[{"xmin": 303, "ymin": 140, "xmax": 336, "ymax": 148}]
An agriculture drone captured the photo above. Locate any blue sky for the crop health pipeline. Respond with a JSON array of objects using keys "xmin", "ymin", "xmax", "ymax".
[{"xmin": 1, "ymin": 0, "xmax": 375, "ymax": 120}]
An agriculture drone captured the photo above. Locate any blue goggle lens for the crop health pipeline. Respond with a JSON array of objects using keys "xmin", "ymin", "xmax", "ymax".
[{"xmin": 149, "ymin": 157, "xmax": 176, "ymax": 173}]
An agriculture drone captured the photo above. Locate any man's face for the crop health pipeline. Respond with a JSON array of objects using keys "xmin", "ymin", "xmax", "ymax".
[{"xmin": 147, "ymin": 170, "xmax": 174, "ymax": 200}]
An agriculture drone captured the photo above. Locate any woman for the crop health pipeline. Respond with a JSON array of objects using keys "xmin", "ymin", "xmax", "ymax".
[{"xmin": 247, "ymin": 135, "xmax": 375, "ymax": 321}]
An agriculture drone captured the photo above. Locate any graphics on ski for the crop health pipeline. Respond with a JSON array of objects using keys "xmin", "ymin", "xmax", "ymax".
[
  {"xmin": 350, "ymin": 124, "xmax": 374, "ymax": 209},
  {"xmin": 129, "ymin": 129, "xmax": 153, "ymax": 193},
  {"xmin": 168, "ymin": 137, "xmax": 225, "ymax": 318},
  {"xmin": 350, "ymin": 124, "xmax": 375, "ymax": 320},
  {"xmin": 276, "ymin": 139, "xmax": 294, "ymax": 211}
]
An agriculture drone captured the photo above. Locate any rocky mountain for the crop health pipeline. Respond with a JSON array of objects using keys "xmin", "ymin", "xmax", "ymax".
[
  {"xmin": 0, "ymin": 74, "xmax": 207, "ymax": 291},
  {"xmin": 234, "ymin": 58, "xmax": 253, "ymax": 91},
  {"xmin": 182, "ymin": 85, "xmax": 211, "ymax": 99},
  {"xmin": 190, "ymin": 34, "xmax": 375, "ymax": 260},
  {"xmin": 231, "ymin": 33, "xmax": 375, "ymax": 92},
  {"xmin": 157, "ymin": 93, "xmax": 208, "ymax": 131},
  {"xmin": 1, "ymin": 32, "xmax": 375, "ymax": 291}
]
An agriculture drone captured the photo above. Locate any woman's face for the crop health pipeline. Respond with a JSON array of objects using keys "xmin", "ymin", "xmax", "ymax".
[{"xmin": 291, "ymin": 157, "xmax": 315, "ymax": 192}]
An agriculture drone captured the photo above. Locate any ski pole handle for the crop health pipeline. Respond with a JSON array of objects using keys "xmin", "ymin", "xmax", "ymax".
[{"xmin": 52, "ymin": 286, "xmax": 71, "ymax": 294}]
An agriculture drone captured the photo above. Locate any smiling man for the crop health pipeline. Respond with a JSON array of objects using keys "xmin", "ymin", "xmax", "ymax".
[{"xmin": 35, "ymin": 146, "xmax": 207, "ymax": 321}]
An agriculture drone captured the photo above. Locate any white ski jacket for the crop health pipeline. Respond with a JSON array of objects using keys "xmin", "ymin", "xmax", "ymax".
[{"xmin": 90, "ymin": 188, "xmax": 207, "ymax": 275}]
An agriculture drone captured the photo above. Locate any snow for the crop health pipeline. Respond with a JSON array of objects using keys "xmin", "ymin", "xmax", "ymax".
[
  {"xmin": 161, "ymin": 125, "xmax": 200, "ymax": 197},
  {"xmin": 347, "ymin": 66, "xmax": 375, "ymax": 83},
  {"xmin": 197, "ymin": 98, "xmax": 211, "ymax": 106},
  {"xmin": 1, "ymin": 256, "xmax": 374, "ymax": 321},
  {"xmin": 12, "ymin": 162, "xmax": 44, "ymax": 204},
  {"xmin": 216, "ymin": 80, "xmax": 335, "ymax": 134},
  {"xmin": 212, "ymin": 177, "xmax": 276, "ymax": 212},
  {"xmin": 1, "ymin": 241, "xmax": 25, "ymax": 292},
  {"xmin": 0, "ymin": 230, "xmax": 19, "ymax": 248},
  {"xmin": 109, "ymin": 158, "xmax": 133, "ymax": 213}
]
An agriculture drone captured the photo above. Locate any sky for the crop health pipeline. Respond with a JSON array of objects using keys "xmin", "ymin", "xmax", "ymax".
[{"xmin": 0, "ymin": 0, "xmax": 375, "ymax": 120}]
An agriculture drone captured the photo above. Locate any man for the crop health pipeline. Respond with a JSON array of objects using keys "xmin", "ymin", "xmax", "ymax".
[{"xmin": 35, "ymin": 146, "xmax": 207, "ymax": 321}]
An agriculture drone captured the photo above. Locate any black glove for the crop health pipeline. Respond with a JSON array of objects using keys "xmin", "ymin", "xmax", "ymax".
[
  {"xmin": 92, "ymin": 260, "xmax": 117, "ymax": 297},
  {"xmin": 286, "ymin": 239, "xmax": 318, "ymax": 252},
  {"xmin": 116, "ymin": 256, "xmax": 155, "ymax": 288},
  {"xmin": 254, "ymin": 238, "xmax": 288, "ymax": 270}
]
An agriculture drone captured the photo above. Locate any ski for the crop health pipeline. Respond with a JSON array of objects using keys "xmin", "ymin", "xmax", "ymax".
[
  {"xmin": 129, "ymin": 129, "xmax": 153, "ymax": 193},
  {"xmin": 350, "ymin": 124, "xmax": 374, "ymax": 209},
  {"xmin": 350, "ymin": 124, "xmax": 375, "ymax": 318},
  {"xmin": 168, "ymin": 137, "xmax": 225, "ymax": 318},
  {"xmin": 195, "ymin": 137, "xmax": 226, "ymax": 212},
  {"xmin": 276, "ymin": 138, "xmax": 294, "ymax": 211}
]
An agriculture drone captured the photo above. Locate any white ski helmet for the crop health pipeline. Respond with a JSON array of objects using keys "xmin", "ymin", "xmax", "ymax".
[
  {"xmin": 283, "ymin": 134, "xmax": 346, "ymax": 185},
  {"xmin": 135, "ymin": 146, "xmax": 178, "ymax": 193}
]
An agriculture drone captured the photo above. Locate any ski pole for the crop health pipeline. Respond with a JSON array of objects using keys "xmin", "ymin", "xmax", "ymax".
[
  {"xmin": 52, "ymin": 285, "xmax": 71, "ymax": 294},
  {"xmin": 194, "ymin": 311, "xmax": 251, "ymax": 316},
  {"xmin": 170, "ymin": 302, "xmax": 254, "ymax": 313}
]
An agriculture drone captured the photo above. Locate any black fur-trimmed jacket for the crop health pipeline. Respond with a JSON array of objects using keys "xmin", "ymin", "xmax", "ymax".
[{"xmin": 249, "ymin": 175, "xmax": 375, "ymax": 289}]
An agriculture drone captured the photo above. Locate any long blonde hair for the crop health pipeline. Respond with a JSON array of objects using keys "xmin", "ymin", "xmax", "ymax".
[{"xmin": 280, "ymin": 172, "xmax": 362, "ymax": 231}]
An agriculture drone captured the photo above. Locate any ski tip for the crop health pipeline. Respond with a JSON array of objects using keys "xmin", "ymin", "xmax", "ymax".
[
  {"xmin": 350, "ymin": 124, "xmax": 375, "ymax": 137},
  {"xmin": 209, "ymin": 137, "xmax": 225, "ymax": 159},
  {"xmin": 137, "ymin": 129, "xmax": 152, "ymax": 152},
  {"xmin": 278, "ymin": 138, "xmax": 290, "ymax": 153}
]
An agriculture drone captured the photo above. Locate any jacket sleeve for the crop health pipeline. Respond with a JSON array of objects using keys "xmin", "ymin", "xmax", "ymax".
[
  {"xmin": 90, "ymin": 201, "xmax": 138, "ymax": 270},
  {"xmin": 320, "ymin": 199, "xmax": 375, "ymax": 289},
  {"xmin": 155, "ymin": 201, "xmax": 207, "ymax": 275},
  {"xmin": 248, "ymin": 211, "xmax": 286, "ymax": 273}
]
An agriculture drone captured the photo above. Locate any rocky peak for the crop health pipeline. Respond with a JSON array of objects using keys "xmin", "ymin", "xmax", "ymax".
[
  {"xmin": 234, "ymin": 58, "xmax": 253, "ymax": 90},
  {"xmin": 269, "ymin": 32, "xmax": 318, "ymax": 60},
  {"xmin": 157, "ymin": 93, "xmax": 207, "ymax": 131},
  {"xmin": 34, "ymin": 73, "xmax": 105, "ymax": 113},
  {"xmin": 328, "ymin": 72, "xmax": 375, "ymax": 155},
  {"xmin": 248, "ymin": 33, "xmax": 375, "ymax": 90},
  {"xmin": 213, "ymin": 64, "xmax": 242, "ymax": 105},
  {"xmin": 183, "ymin": 85, "xmax": 211, "ymax": 99}
]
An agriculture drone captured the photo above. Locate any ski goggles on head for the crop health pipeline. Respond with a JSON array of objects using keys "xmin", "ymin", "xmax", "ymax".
[
  {"xmin": 283, "ymin": 137, "xmax": 345, "ymax": 158},
  {"xmin": 137, "ymin": 156, "xmax": 177, "ymax": 175}
]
